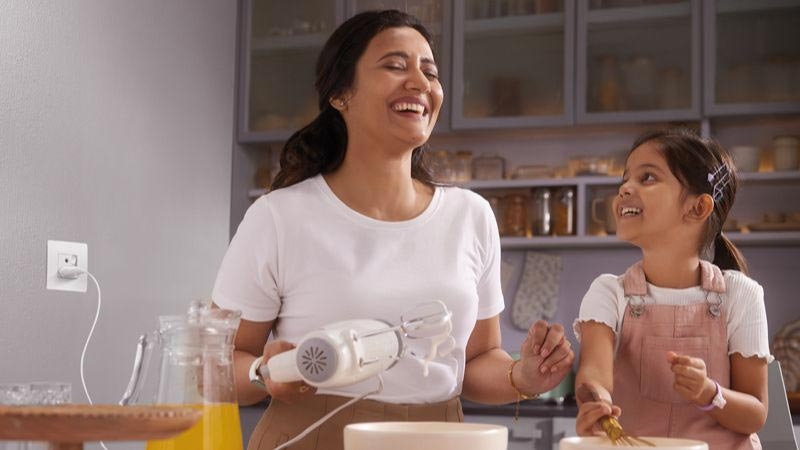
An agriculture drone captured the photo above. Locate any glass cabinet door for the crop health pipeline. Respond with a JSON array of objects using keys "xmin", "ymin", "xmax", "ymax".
[
  {"xmin": 239, "ymin": 0, "xmax": 344, "ymax": 142},
  {"xmin": 704, "ymin": 0, "xmax": 800, "ymax": 116},
  {"xmin": 576, "ymin": 0, "xmax": 700, "ymax": 123},
  {"xmin": 347, "ymin": 1, "xmax": 452, "ymax": 133},
  {"xmin": 452, "ymin": 0, "xmax": 575, "ymax": 129}
]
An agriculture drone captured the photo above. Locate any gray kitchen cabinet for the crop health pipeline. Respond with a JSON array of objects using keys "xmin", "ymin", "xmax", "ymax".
[
  {"xmin": 232, "ymin": 1, "xmax": 800, "ymax": 251},
  {"xmin": 576, "ymin": 0, "xmax": 701, "ymax": 124},
  {"xmin": 237, "ymin": 0, "xmax": 346, "ymax": 143},
  {"xmin": 464, "ymin": 414, "xmax": 555, "ymax": 450},
  {"xmin": 552, "ymin": 417, "xmax": 577, "ymax": 449},
  {"xmin": 451, "ymin": 0, "xmax": 576, "ymax": 129},
  {"xmin": 703, "ymin": 0, "xmax": 800, "ymax": 116}
]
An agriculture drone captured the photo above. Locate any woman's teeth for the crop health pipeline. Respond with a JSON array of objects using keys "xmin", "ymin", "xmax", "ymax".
[
  {"xmin": 392, "ymin": 102, "xmax": 425, "ymax": 114},
  {"xmin": 621, "ymin": 207, "xmax": 642, "ymax": 217}
]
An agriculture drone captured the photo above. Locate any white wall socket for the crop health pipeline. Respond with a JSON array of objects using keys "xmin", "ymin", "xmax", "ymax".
[{"xmin": 46, "ymin": 240, "xmax": 88, "ymax": 292}]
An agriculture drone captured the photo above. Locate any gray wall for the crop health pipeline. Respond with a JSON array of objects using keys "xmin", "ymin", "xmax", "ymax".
[{"xmin": 0, "ymin": 0, "xmax": 237, "ymax": 433}]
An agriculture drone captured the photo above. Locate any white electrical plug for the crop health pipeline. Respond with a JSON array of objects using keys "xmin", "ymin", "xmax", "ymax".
[{"xmin": 58, "ymin": 266, "xmax": 86, "ymax": 280}]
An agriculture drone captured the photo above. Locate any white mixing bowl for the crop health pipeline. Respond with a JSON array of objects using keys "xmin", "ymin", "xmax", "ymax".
[
  {"xmin": 343, "ymin": 421, "xmax": 508, "ymax": 450},
  {"xmin": 560, "ymin": 436, "xmax": 709, "ymax": 450}
]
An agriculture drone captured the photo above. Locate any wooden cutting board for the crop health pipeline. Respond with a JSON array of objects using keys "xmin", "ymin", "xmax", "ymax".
[{"xmin": 0, "ymin": 404, "xmax": 201, "ymax": 443}]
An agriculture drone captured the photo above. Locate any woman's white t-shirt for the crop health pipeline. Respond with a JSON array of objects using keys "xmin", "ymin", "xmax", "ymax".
[{"xmin": 213, "ymin": 175, "xmax": 505, "ymax": 403}]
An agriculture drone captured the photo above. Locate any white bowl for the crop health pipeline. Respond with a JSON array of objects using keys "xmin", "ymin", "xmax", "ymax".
[
  {"xmin": 560, "ymin": 436, "xmax": 708, "ymax": 450},
  {"xmin": 344, "ymin": 421, "xmax": 508, "ymax": 450}
]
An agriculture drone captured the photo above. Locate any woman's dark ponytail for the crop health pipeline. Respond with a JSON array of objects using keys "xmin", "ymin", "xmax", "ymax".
[{"xmin": 271, "ymin": 107, "xmax": 347, "ymax": 190}]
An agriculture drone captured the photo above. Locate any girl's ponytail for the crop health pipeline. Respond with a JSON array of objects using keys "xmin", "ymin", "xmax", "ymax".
[{"xmin": 713, "ymin": 233, "xmax": 749, "ymax": 275}]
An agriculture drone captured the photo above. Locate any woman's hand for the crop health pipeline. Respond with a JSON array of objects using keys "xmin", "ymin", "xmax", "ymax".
[
  {"xmin": 515, "ymin": 320, "xmax": 575, "ymax": 395},
  {"xmin": 666, "ymin": 351, "xmax": 715, "ymax": 406},
  {"xmin": 261, "ymin": 340, "xmax": 318, "ymax": 404}
]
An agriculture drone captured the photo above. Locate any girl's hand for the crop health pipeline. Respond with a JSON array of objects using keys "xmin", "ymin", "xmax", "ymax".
[
  {"xmin": 515, "ymin": 321, "xmax": 575, "ymax": 395},
  {"xmin": 261, "ymin": 340, "xmax": 317, "ymax": 404},
  {"xmin": 666, "ymin": 351, "xmax": 715, "ymax": 406},
  {"xmin": 575, "ymin": 381, "xmax": 622, "ymax": 437},
  {"xmin": 576, "ymin": 400, "xmax": 621, "ymax": 437}
]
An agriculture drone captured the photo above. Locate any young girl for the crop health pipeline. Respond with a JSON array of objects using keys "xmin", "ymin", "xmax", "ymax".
[{"xmin": 574, "ymin": 129, "xmax": 771, "ymax": 449}]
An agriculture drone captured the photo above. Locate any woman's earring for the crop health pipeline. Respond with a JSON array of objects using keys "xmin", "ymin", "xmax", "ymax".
[{"xmin": 330, "ymin": 98, "xmax": 347, "ymax": 110}]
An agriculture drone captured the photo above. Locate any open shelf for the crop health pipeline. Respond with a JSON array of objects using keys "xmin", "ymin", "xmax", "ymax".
[{"xmin": 246, "ymin": 171, "xmax": 800, "ymax": 248}]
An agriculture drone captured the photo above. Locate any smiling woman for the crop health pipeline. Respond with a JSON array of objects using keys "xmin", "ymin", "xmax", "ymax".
[
  {"xmin": 270, "ymin": 10, "xmax": 441, "ymax": 192},
  {"xmin": 211, "ymin": 9, "xmax": 574, "ymax": 450}
]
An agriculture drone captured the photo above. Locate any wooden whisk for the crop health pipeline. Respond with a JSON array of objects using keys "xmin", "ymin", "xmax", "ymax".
[{"xmin": 576, "ymin": 383, "xmax": 655, "ymax": 447}]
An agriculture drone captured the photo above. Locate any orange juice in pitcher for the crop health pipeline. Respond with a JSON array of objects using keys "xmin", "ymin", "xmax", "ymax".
[
  {"xmin": 146, "ymin": 402, "xmax": 242, "ymax": 450},
  {"xmin": 121, "ymin": 303, "xmax": 244, "ymax": 450}
]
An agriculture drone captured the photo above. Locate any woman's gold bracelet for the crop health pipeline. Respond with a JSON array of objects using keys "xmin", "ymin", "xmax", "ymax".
[{"xmin": 507, "ymin": 359, "xmax": 540, "ymax": 420}]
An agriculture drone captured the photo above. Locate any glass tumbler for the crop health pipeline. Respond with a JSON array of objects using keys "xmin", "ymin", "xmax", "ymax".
[
  {"xmin": 27, "ymin": 382, "xmax": 72, "ymax": 405},
  {"xmin": 0, "ymin": 383, "xmax": 30, "ymax": 406}
]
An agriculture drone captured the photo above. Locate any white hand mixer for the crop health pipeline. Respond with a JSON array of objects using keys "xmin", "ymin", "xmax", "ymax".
[{"xmin": 250, "ymin": 300, "xmax": 456, "ymax": 390}]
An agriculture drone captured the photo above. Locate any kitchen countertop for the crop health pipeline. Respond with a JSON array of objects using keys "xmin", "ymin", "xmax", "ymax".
[
  {"xmin": 461, "ymin": 397, "xmax": 578, "ymax": 418},
  {"xmin": 240, "ymin": 398, "xmax": 800, "ymax": 440}
]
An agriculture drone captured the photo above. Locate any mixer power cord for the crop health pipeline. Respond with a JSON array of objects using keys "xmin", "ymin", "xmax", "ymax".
[
  {"xmin": 274, "ymin": 376, "xmax": 385, "ymax": 450},
  {"xmin": 57, "ymin": 266, "xmax": 110, "ymax": 450}
]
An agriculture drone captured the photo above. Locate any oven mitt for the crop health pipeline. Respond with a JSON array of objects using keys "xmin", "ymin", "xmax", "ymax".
[{"xmin": 511, "ymin": 251, "xmax": 562, "ymax": 331}]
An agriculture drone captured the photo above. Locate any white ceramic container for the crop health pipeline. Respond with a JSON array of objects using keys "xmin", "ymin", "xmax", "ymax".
[
  {"xmin": 560, "ymin": 436, "xmax": 709, "ymax": 450},
  {"xmin": 344, "ymin": 421, "xmax": 508, "ymax": 450},
  {"xmin": 729, "ymin": 145, "xmax": 761, "ymax": 172}
]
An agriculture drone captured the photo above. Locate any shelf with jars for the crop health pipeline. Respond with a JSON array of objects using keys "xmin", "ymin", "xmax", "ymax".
[{"xmin": 245, "ymin": 145, "xmax": 800, "ymax": 248}]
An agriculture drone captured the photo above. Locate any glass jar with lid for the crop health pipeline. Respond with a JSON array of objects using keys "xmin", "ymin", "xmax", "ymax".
[
  {"xmin": 552, "ymin": 187, "xmax": 576, "ymax": 236},
  {"xmin": 472, "ymin": 154, "xmax": 506, "ymax": 180},
  {"xmin": 772, "ymin": 136, "xmax": 799, "ymax": 171},
  {"xmin": 485, "ymin": 195, "xmax": 504, "ymax": 236},
  {"xmin": 531, "ymin": 188, "xmax": 552, "ymax": 236},
  {"xmin": 453, "ymin": 151, "xmax": 473, "ymax": 183},
  {"xmin": 502, "ymin": 193, "xmax": 529, "ymax": 237},
  {"xmin": 428, "ymin": 150, "xmax": 455, "ymax": 183}
]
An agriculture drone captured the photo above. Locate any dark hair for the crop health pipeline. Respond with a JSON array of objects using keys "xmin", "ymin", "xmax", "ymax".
[
  {"xmin": 630, "ymin": 129, "xmax": 749, "ymax": 274},
  {"xmin": 271, "ymin": 10, "xmax": 438, "ymax": 190}
]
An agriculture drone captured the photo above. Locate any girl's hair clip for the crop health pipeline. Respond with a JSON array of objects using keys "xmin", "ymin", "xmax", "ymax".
[{"xmin": 708, "ymin": 164, "xmax": 730, "ymax": 202}]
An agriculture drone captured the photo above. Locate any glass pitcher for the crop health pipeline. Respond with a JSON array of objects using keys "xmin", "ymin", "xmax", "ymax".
[{"xmin": 120, "ymin": 301, "xmax": 243, "ymax": 450}]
